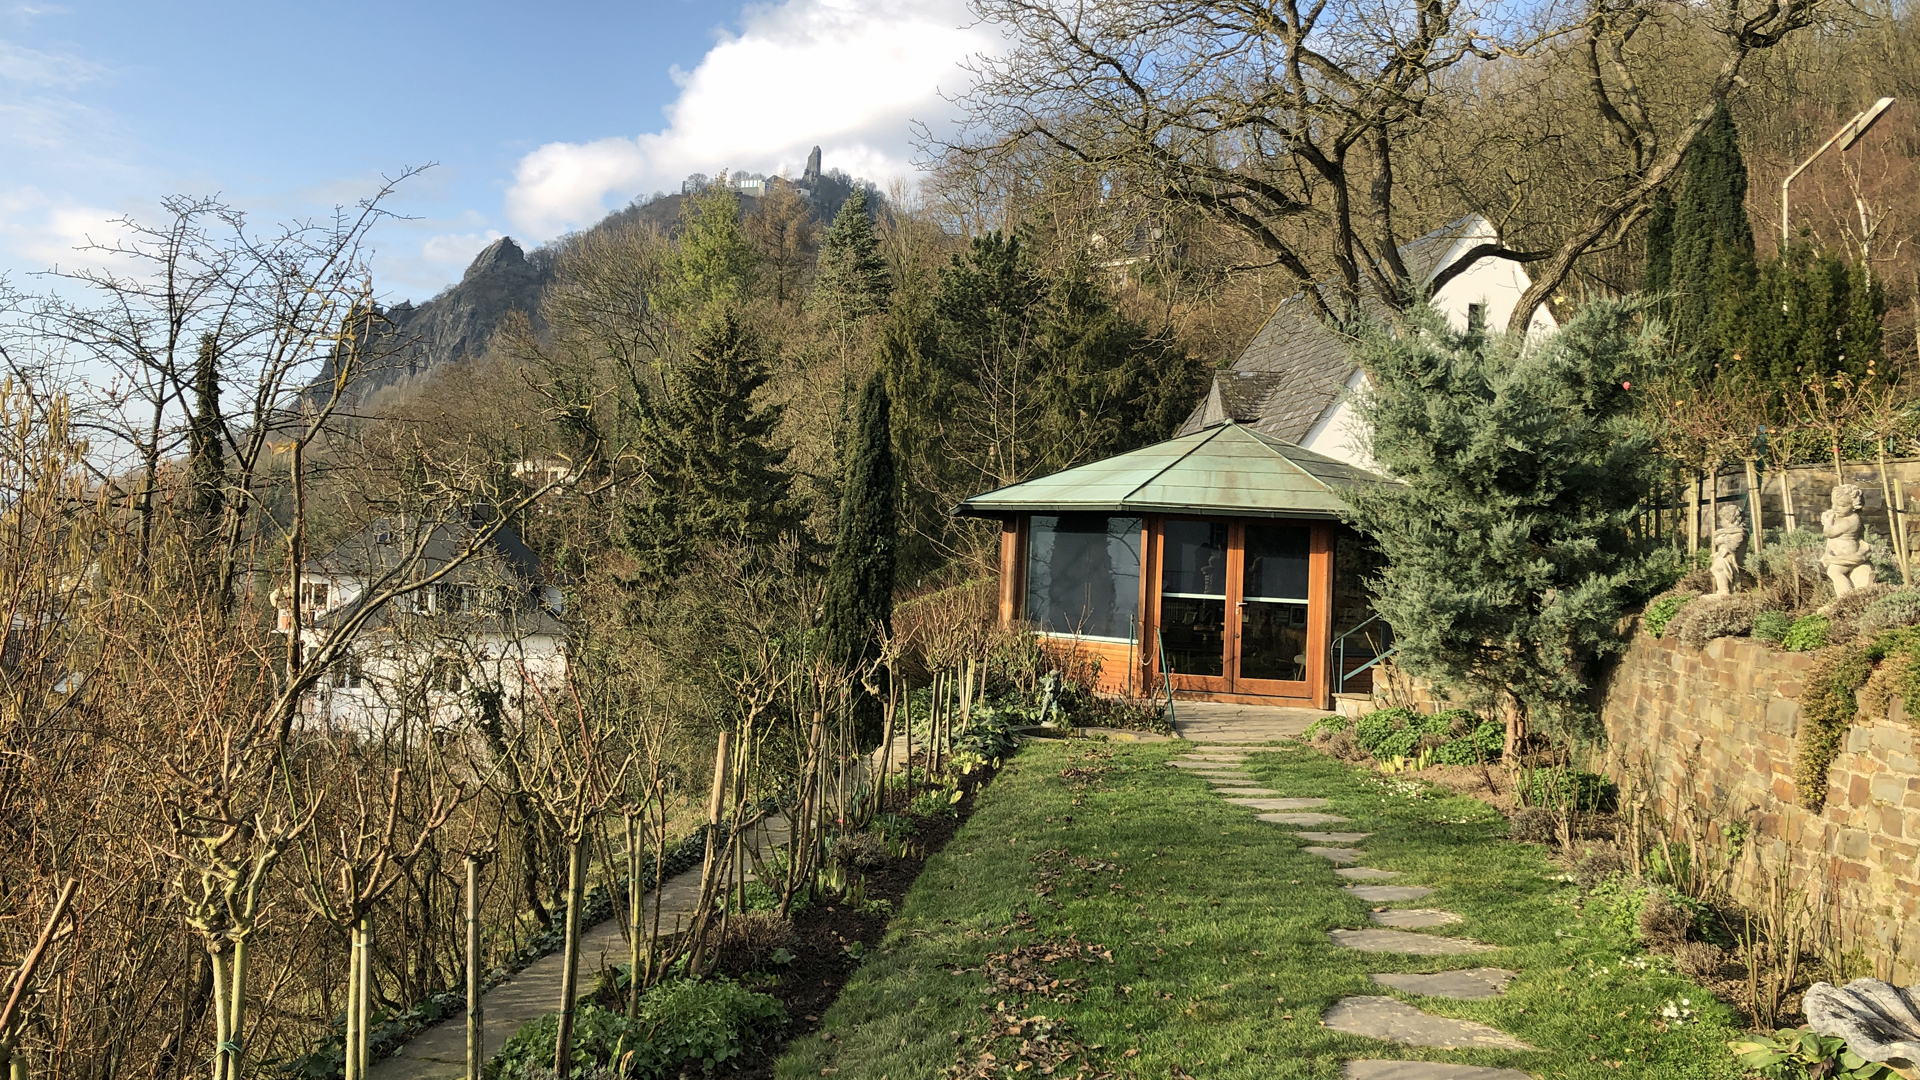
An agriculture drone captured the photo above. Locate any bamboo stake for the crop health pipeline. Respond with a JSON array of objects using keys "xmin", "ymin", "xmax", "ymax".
[
  {"xmin": 1782, "ymin": 467, "xmax": 1798, "ymax": 533},
  {"xmin": 1745, "ymin": 458, "xmax": 1764, "ymax": 554},
  {"xmin": 1687, "ymin": 471, "xmax": 1701, "ymax": 554},
  {"xmin": 343, "ymin": 926, "xmax": 359, "ymax": 1080},
  {"xmin": 1877, "ymin": 441, "xmax": 1911, "ymax": 585},
  {"xmin": 466, "ymin": 857, "xmax": 483, "ymax": 1080},
  {"xmin": 552, "ymin": 838, "xmax": 586, "ymax": 1080},
  {"xmin": 1896, "ymin": 466, "xmax": 1912, "ymax": 580}
]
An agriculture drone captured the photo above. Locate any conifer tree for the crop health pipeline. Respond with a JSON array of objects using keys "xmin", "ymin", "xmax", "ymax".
[
  {"xmin": 821, "ymin": 371, "xmax": 897, "ymax": 746},
  {"xmin": 619, "ymin": 308, "xmax": 794, "ymax": 577},
  {"xmin": 1665, "ymin": 101, "xmax": 1757, "ymax": 375},
  {"xmin": 185, "ymin": 332, "xmax": 226, "ymax": 534},
  {"xmin": 658, "ymin": 185, "xmax": 759, "ymax": 317},
  {"xmin": 1742, "ymin": 244, "xmax": 1886, "ymax": 385},
  {"xmin": 810, "ymin": 187, "xmax": 891, "ymax": 323},
  {"xmin": 1344, "ymin": 301, "xmax": 1667, "ymax": 749},
  {"xmin": 1641, "ymin": 189, "xmax": 1675, "ymax": 317}
]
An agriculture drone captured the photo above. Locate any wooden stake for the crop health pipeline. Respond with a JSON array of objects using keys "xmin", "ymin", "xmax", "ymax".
[
  {"xmin": 1687, "ymin": 471, "xmax": 1701, "ymax": 554},
  {"xmin": 552, "ymin": 838, "xmax": 586, "ymax": 1080},
  {"xmin": 1745, "ymin": 458, "xmax": 1764, "ymax": 555},
  {"xmin": 466, "ymin": 856, "xmax": 483, "ymax": 1080}
]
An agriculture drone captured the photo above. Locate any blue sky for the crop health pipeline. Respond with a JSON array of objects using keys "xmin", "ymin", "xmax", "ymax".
[{"xmin": 0, "ymin": 0, "xmax": 991, "ymax": 301}]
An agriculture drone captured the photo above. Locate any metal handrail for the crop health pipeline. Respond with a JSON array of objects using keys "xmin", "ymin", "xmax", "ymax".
[
  {"xmin": 1333, "ymin": 613, "xmax": 1397, "ymax": 694},
  {"xmin": 1156, "ymin": 628, "xmax": 1177, "ymax": 728}
]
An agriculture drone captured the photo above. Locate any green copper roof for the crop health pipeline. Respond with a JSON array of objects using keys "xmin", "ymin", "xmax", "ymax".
[{"xmin": 958, "ymin": 422, "xmax": 1392, "ymax": 520}]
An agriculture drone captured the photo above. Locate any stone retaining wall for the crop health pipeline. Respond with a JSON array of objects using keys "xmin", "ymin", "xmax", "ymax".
[{"xmin": 1598, "ymin": 631, "xmax": 1920, "ymax": 980}]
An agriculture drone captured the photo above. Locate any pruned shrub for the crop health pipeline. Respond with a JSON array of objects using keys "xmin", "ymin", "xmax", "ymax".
[
  {"xmin": 486, "ymin": 978, "xmax": 785, "ymax": 1080},
  {"xmin": 1507, "ymin": 807, "xmax": 1555, "ymax": 843},
  {"xmin": 1643, "ymin": 590, "xmax": 1696, "ymax": 638},
  {"xmin": 1666, "ymin": 593, "xmax": 1766, "ymax": 649},
  {"xmin": 831, "ymin": 832, "xmax": 890, "ymax": 871},
  {"xmin": 1752, "ymin": 609, "xmax": 1794, "ymax": 644},
  {"xmin": 1860, "ymin": 587, "xmax": 1920, "ymax": 634},
  {"xmin": 1823, "ymin": 582, "xmax": 1894, "ymax": 621},
  {"xmin": 1782, "ymin": 614, "xmax": 1831, "ymax": 652},
  {"xmin": 1519, "ymin": 768, "xmax": 1617, "ymax": 811},
  {"xmin": 1347, "ymin": 707, "xmax": 1499, "ymax": 765},
  {"xmin": 1747, "ymin": 528, "xmax": 1830, "ymax": 609},
  {"xmin": 715, "ymin": 910, "xmax": 794, "ymax": 971},
  {"xmin": 1637, "ymin": 888, "xmax": 1694, "ymax": 949},
  {"xmin": 1671, "ymin": 941, "xmax": 1729, "ymax": 982}
]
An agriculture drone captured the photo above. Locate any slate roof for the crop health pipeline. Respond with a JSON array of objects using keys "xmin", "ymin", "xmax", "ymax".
[
  {"xmin": 1178, "ymin": 215, "xmax": 1499, "ymax": 441},
  {"xmin": 307, "ymin": 515, "xmax": 564, "ymax": 637},
  {"xmin": 958, "ymin": 421, "xmax": 1392, "ymax": 521}
]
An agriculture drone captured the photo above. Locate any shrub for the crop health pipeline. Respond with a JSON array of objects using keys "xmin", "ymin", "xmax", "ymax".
[
  {"xmin": 487, "ymin": 979, "xmax": 786, "ymax": 1080},
  {"xmin": 1428, "ymin": 718, "xmax": 1504, "ymax": 764},
  {"xmin": 1667, "ymin": 593, "xmax": 1765, "ymax": 649},
  {"xmin": 1518, "ymin": 768, "xmax": 1616, "ymax": 811},
  {"xmin": 1747, "ymin": 528, "xmax": 1830, "ymax": 610},
  {"xmin": 1752, "ymin": 610, "xmax": 1794, "ymax": 644},
  {"xmin": 1826, "ymin": 582, "xmax": 1894, "ymax": 621},
  {"xmin": 1348, "ymin": 707, "xmax": 1498, "ymax": 765},
  {"xmin": 1303, "ymin": 715, "xmax": 1352, "ymax": 741},
  {"xmin": 1637, "ymin": 889, "xmax": 1694, "ymax": 949},
  {"xmin": 1782, "ymin": 614, "xmax": 1831, "ymax": 652},
  {"xmin": 1795, "ymin": 643, "xmax": 1875, "ymax": 810},
  {"xmin": 1644, "ymin": 591, "xmax": 1696, "ymax": 638},
  {"xmin": 1507, "ymin": 807, "xmax": 1555, "ymax": 843},
  {"xmin": 715, "ymin": 911, "xmax": 793, "ymax": 971},
  {"xmin": 1860, "ymin": 587, "xmax": 1920, "ymax": 634}
]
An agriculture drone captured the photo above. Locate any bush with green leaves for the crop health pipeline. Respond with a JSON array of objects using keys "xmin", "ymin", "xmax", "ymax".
[
  {"xmin": 1667, "ymin": 593, "xmax": 1765, "ymax": 649},
  {"xmin": 1752, "ymin": 609, "xmax": 1794, "ymax": 644},
  {"xmin": 1348, "ymin": 707, "xmax": 1499, "ymax": 765},
  {"xmin": 1730, "ymin": 1027, "xmax": 1899, "ymax": 1079},
  {"xmin": 1783, "ymin": 614, "xmax": 1832, "ymax": 652},
  {"xmin": 1302, "ymin": 715, "xmax": 1352, "ymax": 740},
  {"xmin": 486, "ymin": 979, "xmax": 784, "ymax": 1080},
  {"xmin": 1643, "ymin": 591, "xmax": 1696, "ymax": 638}
]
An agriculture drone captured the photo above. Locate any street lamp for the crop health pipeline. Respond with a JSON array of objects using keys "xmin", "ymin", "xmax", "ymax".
[{"xmin": 1781, "ymin": 96, "xmax": 1896, "ymax": 244}]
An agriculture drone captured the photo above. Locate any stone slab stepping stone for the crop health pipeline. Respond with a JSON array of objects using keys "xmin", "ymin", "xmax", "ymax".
[
  {"xmin": 1322, "ymin": 996, "xmax": 1532, "ymax": 1050},
  {"xmin": 1345, "ymin": 884, "xmax": 1434, "ymax": 901},
  {"xmin": 1369, "ymin": 909, "xmax": 1463, "ymax": 928},
  {"xmin": 1172, "ymin": 760, "xmax": 1249, "ymax": 770},
  {"xmin": 1298, "ymin": 831, "xmax": 1372, "ymax": 843},
  {"xmin": 1306, "ymin": 846, "xmax": 1364, "ymax": 864},
  {"xmin": 1344, "ymin": 1062, "xmax": 1533, "ymax": 1079},
  {"xmin": 1329, "ymin": 929, "xmax": 1495, "ymax": 956},
  {"xmin": 1257, "ymin": 812, "xmax": 1351, "ymax": 825},
  {"xmin": 1372, "ymin": 969, "xmax": 1517, "ymax": 1001},
  {"xmin": 1224, "ymin": 797, "xmax": 1330, "ymax": 810},
  {"xmin": 1212, "ymin": 787, "xmax": 1279, "ymax": 797},
  {"xmin": 1336, "ymin": 867, "xmax": 1401, "ymax": 880}
]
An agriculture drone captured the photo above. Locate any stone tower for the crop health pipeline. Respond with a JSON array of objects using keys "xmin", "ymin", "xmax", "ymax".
[{"xmin": 802, "ymin": 145, "xmax": 822, "ymax": 185}]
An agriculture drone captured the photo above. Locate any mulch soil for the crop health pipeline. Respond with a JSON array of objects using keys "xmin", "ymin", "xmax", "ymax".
[{"xmin": 725, "ymin": 773, "xmax": 986, "ymax": 1079}]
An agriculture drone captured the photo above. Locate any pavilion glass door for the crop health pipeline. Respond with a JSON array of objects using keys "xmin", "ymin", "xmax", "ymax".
[{"xmin": 1153, "ymin": 518, "xmax": 1329, "ymax": 702}]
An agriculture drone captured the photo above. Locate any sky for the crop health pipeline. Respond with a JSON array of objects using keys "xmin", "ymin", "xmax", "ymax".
[{"xmin": 0, "ymin": 0, "xmax": 997, "ymax": 303}]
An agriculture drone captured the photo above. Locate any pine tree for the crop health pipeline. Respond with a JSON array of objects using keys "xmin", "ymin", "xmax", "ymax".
[
  {"xmin": 1666, "ymin": 101, "xmax": 1757, "ymax": 376},
  {"xmin": 1740, "ymin": 244, "xmax": 1886, "ymax": 386},
  {"xmin": 810, "ymin": 187, "xmax": 891, "ymax": 323},
  {"xmin": 619, "ymin": 308, "xmax": 794, "ymax": 577},
  {"xmin": 1343, "ymin": 301, "xmax": 1666, "ymax": 749},
  {"xmin": 821, "ymin": 371, "xmax": 897, "ymax": 746}
]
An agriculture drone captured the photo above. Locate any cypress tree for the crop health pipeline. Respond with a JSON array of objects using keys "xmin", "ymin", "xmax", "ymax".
[
  {"xmin": 821, "ymin": 371, "xmax": 897, "ymax": 746},
  {"xmin": 619, "ymin": 308, "xmax": 794, "ymax": 577},
  {"xmin": 185, "ymin": 332, "xmax": 226, "ymax": 537},
  {"xmin": 811, "ymin": 187, "xmax": 891, "ymax": 322},
  {"xmin": 1642, "ymin": 188, "xmax": 1676, "ymax": 320},
  {"xmin": 1667, "ymin": 101, "xmax": 1757, "ymax": 376}
]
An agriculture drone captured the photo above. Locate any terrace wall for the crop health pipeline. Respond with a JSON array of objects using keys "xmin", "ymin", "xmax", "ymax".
[{"xmin": 1598, "ymin": 631, "xmax": 1920, "ymax": 980}]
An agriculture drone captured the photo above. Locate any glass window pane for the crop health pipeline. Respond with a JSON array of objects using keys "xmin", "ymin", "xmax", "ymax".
[
  {"xmin": 1024, "ymin": 514, "xmax": 1142, "ymax": 641},
  {"xmin": 1240, "ymin": 601, "xmax": 1309, "ymax": 681},
  {"xmin": 1161, "ymin": 520, "xmax": 1229, "ymax": 597},
  {"xmin": 1161, "ymin": 597, "xmax": 1226, "ymax": 676},
  {"xmin": 1244, "ymin": 523, "xmax": 1311, "ymax": 601}
]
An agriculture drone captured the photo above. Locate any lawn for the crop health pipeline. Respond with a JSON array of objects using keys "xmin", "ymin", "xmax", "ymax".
[{"xmin": 773, "ymin": 738, "xmax": 1746, "ymax": 1079}]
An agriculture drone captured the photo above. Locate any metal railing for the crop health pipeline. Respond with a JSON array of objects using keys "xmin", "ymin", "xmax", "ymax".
[{"xmin": 1333, "ymin": 613, "xmax": 1397, "ymax": 694}]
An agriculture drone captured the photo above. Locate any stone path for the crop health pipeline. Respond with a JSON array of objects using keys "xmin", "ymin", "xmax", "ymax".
[
  {"xmin": 1170, "ymin": 702, "xmax": 1330, "ymax": 743},
  {"xmin": 1174, "ymin": 744, "xmax": 1536, "ymax": 1079},
  {"xmin": 368, "ymin": 816, "xmax": 790, "ymax": 1080}
]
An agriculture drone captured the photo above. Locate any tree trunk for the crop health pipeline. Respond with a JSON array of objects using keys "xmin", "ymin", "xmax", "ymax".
[
  {"xmin": 624, "ymin": 814, "xmax": 642, "ymax": 1019},
  {"xmin": 551, "ymin": 838, "xmax": 586, "ymax": 1080}
]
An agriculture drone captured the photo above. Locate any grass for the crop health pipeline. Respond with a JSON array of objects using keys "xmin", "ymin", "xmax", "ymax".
[{"xmin": 774, "ymin": 738, "xmax": 1747, "ymax": 1079}]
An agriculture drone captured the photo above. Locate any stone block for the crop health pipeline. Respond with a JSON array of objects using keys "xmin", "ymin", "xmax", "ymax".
[
  {"xmin": 1873, "ymin": 725, "xmax": 1916, "ymax": 756},
  {"xmin": 1853, "ymin": 776, "xmax": 1873, "ymax": 807},
  {"xmin": 1875, "ymin": 775, "xmax": 1907, "ymax": 805}
]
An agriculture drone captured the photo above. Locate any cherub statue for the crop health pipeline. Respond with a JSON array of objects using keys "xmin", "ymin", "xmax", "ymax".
[
  {"xmin": 1822, "ymin": 483, "xmax": 1877, "ymax": 598},
  {"xmin": 1711, "ymin": 503, "xmax": 1746, "ymax": 596}
]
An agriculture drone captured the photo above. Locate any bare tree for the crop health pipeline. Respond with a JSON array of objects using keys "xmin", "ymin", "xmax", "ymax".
[{"xmin": 947, "ymin": 0, "xmax": 1834, "ymax": 334}]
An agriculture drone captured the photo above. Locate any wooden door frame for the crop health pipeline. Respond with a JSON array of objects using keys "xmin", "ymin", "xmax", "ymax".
[{"xmin": 1141, "ymin": 516, "xmax": 1333, "ymax": 709}]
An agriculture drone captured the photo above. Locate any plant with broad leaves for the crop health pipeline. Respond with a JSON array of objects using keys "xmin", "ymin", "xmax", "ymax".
[{"xmin": 1729, "ymin": 1027, "xmax": 1899, "ymax": 1079}]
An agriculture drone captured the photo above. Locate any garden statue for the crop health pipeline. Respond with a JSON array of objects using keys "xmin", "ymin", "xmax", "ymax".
[
  {"xmin": 1710, "ymin": 504, "xmax": 1745, "ymax": 596},
  {"xmin": 1805, "ymin": 978, "xmax": 1920, "ymax": 1073},
  {"xmin": 1822, "ymin": 483, "xmax": 1877, "ymax": 598}
]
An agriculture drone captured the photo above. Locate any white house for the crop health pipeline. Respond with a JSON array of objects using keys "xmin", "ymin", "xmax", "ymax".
[
  {"xmin": 286, "ymin": 515, "xmax": 568, "ymax": 732},
  {"xmin": 1177, "ymin": 214, "xmax": 1558, "ymax": 471}
]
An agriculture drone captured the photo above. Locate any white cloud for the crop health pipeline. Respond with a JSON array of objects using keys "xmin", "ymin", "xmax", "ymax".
[
  {"xmin": 504, "ymin": 0, "xmax": 996, "ymax": 240},
  {"xmin": 0, "ymin": 37, "xmax": 100, "ymax": 88},
  {"xmin": 0, "ymin": 186, "xmax": 124, "ymax": 275}
]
